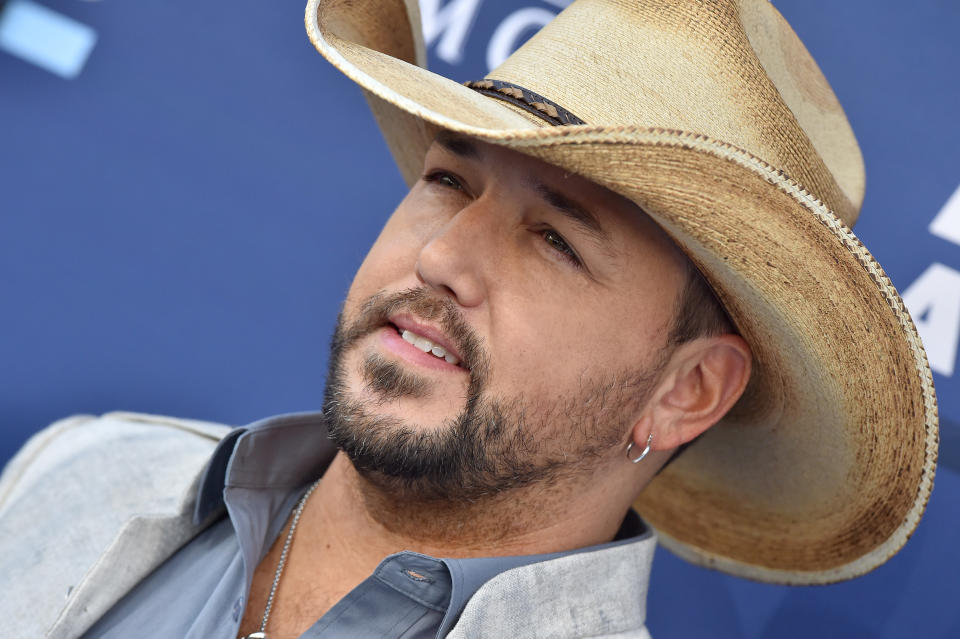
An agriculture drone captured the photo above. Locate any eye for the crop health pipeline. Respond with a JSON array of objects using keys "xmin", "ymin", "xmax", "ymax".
[
  {"xmin": 422, "ymin": 170, "xmax": 464, "ymax": 191},
  {"xmin": 542, "ymin": 229, "xmax": 582, "ymax": 268}
]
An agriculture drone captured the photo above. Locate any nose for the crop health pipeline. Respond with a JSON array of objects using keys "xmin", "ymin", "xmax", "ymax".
[{"xmin": 415, "ymin": 200, "xmax": 497, "ymax": 308}]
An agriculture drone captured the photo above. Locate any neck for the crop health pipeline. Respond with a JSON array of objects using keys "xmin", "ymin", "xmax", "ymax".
[{"xmin": 300, "ymin": 452, "xmax": 636, "ymax": 565}]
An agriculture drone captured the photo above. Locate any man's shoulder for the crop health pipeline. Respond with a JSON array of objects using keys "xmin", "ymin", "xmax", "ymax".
[
  {"xmin": 0, "ymin": 412, "xmax": 234, "ymax": 638},
  {"xmin": 0, "ymin": 411, "xmax": 233, "ymax": 512}
]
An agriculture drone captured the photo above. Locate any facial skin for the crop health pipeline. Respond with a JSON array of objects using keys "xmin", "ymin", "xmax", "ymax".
[
  {"xmin": 323, "ymin": 132, "xmax": 752, "ymax": 510},
  {"xmin": 240, "ymin": 134, "xmax": 753, "ymax": 639}
]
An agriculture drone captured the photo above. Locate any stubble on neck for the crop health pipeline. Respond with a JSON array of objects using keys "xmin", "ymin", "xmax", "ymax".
[{"xmin": 314, "ymin": 449, "xmax": 624, "ymax": 560}]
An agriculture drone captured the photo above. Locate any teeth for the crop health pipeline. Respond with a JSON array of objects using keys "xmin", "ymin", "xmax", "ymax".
[{"xmin": 399, "ymin": 328, "xmax": 461, "ymax": 366}]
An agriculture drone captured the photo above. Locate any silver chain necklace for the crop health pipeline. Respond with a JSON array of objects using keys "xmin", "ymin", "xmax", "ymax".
[{"xmin": 240, "ymin": 478, "xmax": 322, "ymax": 639}]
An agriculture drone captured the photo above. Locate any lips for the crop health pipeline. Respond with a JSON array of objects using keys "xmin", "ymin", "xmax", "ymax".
[
  {"xmin": 397, "ymin": 327, "xmax": 461, "ymax": 365},
  {"xmin": 388, "ymin": 315, "xmax": 467, "ymax": 370}
]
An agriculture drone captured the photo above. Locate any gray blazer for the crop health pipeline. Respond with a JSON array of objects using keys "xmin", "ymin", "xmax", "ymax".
[{"xmin": 0, "ymin": 412, "xmax": 654, "ymax": 638}]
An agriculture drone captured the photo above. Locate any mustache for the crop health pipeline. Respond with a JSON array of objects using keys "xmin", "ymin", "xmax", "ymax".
[{"xmin": 338, "ymin": 287, "xmax": 487, "ymax": 375}]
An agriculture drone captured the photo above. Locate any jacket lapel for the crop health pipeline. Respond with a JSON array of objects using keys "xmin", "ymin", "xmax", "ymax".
[
  {"xmin": 447, "ymin": 532, "xmax": 656, "ymax": 639},
  {"xmin": 46, "ymin": 468, "xmax": 224, "ymax": 639},
  {"xmin": 1, "ymin": 413, "xmax": 235, "ymax": 639}
]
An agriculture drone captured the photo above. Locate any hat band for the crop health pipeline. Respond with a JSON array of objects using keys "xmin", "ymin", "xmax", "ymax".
[{"xmin": 463, "ymin": 79, "xmax": 586, "ymax": 126}]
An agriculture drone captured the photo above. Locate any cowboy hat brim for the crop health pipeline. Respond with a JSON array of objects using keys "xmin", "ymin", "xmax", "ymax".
[{"xmin": 305, "ymin": 0, "xmax": 938, "ymax": 584}]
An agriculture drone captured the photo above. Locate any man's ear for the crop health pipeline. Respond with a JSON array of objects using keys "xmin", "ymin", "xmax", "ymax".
[{"xmin": 633, "ymin": 335, "xmax": 752, "ymax": 451}]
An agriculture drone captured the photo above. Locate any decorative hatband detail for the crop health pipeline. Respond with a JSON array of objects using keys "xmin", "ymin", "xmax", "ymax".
[{"xmin": 463, "ymin": 79, "xmax": 586, "ymax": 126}]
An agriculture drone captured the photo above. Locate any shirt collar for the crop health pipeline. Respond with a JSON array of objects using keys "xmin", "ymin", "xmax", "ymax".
[{"xmin": 194, "ymin": 411, "xmax": 335, "ymax": 524}]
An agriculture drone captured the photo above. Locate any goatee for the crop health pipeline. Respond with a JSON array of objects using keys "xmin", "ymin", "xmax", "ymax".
[{"xmin": 322, "ymin": 288, "xmax": 658, "ymax": 502}]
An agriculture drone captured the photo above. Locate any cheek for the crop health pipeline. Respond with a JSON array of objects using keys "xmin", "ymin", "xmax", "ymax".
[
  {"xmin": 484, "ymin": 296, "xmax": 602, "ymax": 389},
  {"xmin": 346, "ymin": 212, "xmax": 425, "ymax": 303},
  {"xmin": 485, "ymin": 285, "xmax": 672, "ymax": 395}
]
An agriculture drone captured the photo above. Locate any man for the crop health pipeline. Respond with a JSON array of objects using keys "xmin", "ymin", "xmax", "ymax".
[{"xmin": 0, "ymin": 0, "xmax": 938, "ymax": 637}]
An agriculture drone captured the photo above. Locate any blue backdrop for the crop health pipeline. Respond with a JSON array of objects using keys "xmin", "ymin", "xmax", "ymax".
[{"xmin": 2, "ymin": 1, "xmax": 959, "ymax": 636}]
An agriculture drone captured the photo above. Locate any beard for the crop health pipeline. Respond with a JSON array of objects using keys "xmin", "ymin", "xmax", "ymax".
[{"xmin": 322, "ymin": 287, "xmax": 664, "ymax": 503}]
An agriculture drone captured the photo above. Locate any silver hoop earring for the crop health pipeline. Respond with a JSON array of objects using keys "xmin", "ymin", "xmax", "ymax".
[{"xmin": 626, "ymin": 433, "xmax": 654, "ymax": 464}]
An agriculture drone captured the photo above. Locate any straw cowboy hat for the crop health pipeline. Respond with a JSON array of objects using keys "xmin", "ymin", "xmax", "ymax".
[{"xmin": 304, "ymin": 0, "xmax": 939, "ymax": 584}]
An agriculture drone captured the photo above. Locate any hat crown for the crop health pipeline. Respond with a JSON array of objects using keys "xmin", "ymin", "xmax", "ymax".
[{"xmin": 486, "ymin": 0, "xmax": 864, "ymax": 225}]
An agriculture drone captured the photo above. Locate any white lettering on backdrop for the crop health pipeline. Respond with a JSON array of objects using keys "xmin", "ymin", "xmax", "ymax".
[
  {"xmin": 903, "ymin": 262, "xmax": 960, "ymax": 377},
  {"xmin": 419, "ymin": 1, "xmax": 563, "ymax": 70},
  {"xmin": 420, "ymin": 0, "xmax": 484, "ymax": 64},
  {"xmin": 929, "ymin": 184, "xmax": 960, "ymax": 245},
  {"xmin": 903, "ymin": 184, "xmax": 960, "ymax": 377}
]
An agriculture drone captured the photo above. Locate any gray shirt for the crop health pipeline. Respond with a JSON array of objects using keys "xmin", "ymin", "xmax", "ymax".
[{"xmin": 82, "ymin": 412, "xmax": 649, "ymax": 639}]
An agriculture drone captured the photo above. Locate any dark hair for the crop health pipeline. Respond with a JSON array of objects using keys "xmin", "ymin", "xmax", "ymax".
[
  {"xmin": 661, "ymin": 260, "xmax": 736, "ymax": 467},
  {"xmin": 668, "ymin": 259, "xmax": 733, "ymax": 345}
]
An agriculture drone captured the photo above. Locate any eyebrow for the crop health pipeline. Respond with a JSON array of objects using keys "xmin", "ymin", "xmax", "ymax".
[
  {"xmin": 531, "ymin": 181, "xmax": 610, "ymax": 245},
  {"xmin": 434, "ymin": 131, "xmax": 482, "ymax": 159},
  {"xmin": 433, "ymin": 132, "xmax": 612, "ymax": 247}
]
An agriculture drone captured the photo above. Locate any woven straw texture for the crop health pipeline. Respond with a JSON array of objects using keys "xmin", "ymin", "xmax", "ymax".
[{"xmin": 305, "ymin": 0, "xmax": 938, "ymax": 584}]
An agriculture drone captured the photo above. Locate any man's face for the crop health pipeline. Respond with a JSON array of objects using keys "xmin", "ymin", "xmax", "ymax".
[{"xmin": 323, "ymin": 133, "xmax": 690, "ymax": 501}]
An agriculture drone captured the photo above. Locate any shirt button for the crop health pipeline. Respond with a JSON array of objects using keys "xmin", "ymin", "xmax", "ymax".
[{"xmin": 232, "ymin": 597, "xmax": 243, "ymax": 622}]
